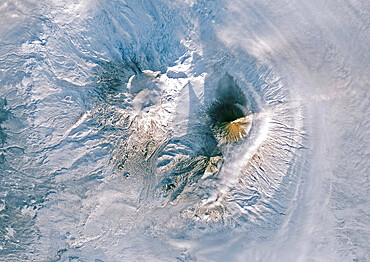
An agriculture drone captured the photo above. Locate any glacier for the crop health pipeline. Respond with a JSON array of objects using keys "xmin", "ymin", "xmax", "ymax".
[{"xmin": 0, "ymin": 0, "xmax": 369, "ymax": 261}]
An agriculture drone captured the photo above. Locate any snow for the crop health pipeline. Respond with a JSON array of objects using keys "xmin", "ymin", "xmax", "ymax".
[{"xmin": 0, "ymin": 0, "xmax": 369, "ymax": 261}]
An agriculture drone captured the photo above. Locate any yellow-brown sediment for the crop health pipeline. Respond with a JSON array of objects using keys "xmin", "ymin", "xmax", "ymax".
[{"xmin": 218, "ymin": 115, "xmax": 252, "ymax": 143}]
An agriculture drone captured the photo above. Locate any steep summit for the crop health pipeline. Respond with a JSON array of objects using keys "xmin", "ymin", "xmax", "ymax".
[{"xmin": 208, "ymin": 74, "xmax": 252, "ymax": 143}]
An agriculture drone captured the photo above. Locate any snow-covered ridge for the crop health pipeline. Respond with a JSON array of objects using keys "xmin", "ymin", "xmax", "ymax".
[{"xmin": 0, "ymin": 0, "xmax": 368, "ymax": 261}]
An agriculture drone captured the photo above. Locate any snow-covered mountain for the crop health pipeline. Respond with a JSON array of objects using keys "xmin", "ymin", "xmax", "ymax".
[{"xmin": 0, "ymin": 0, "xmax": 368, "ymax": 261}]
